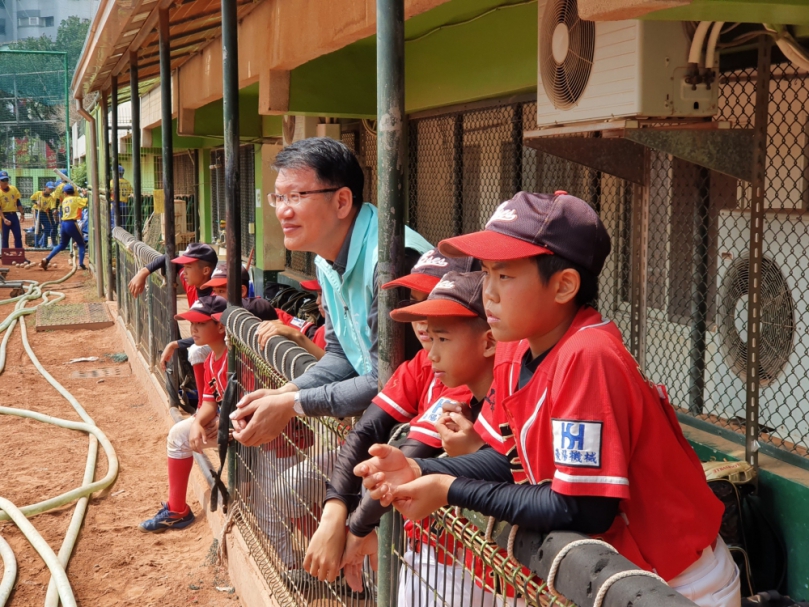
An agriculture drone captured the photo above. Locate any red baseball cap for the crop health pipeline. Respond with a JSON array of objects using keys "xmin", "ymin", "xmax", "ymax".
[
  {"xmin": 438, "ymin": 191, "xmax": 611, "ymax": 275},
  {"xmin": 202, "ymin": 262, "xmax": 250, "ymax": 289},
  {"xmin": 172, "ymin": 242, "xmax": 219, "ymax": 265},
  {"xmin": 382, "ymin": 249, "xmax": 477, "ymax": 294},
  {"xmin": 175, "ymin": 295, "xmax": 227, "ymax": 322},
  {"xmin": 391, "ymin": 271, "xmax": 485, "ymax": 323},
  {"xmin": 300, "ymin": 279, "xmax": 321, "ymax": 292}
]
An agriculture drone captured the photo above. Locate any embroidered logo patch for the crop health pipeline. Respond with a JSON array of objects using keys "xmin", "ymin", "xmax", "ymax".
[
  {"xmin": 413, "ymin": 251, "xmax": 448, "ymax": 270},
  {"xmin": 419, "ymin": 396, "xmax": 461, "ymax": 426},
  {"xmin": 434, "ymin": 279, "xmax": 455, "ymax": 291},
  {"xmin": 486, "ymin": 201, "xmax": 517, "ymax": 226},
  {"xmin": 552, "ymin": 420, "xmax": 602, "ymax": 468},
  {"xmin": 290, "ymin": 317, "xmax": 307, "ymax": 330}
]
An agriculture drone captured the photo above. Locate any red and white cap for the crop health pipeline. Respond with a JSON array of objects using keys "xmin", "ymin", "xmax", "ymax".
[
  {"xmin": 175, "ymin": 295, "xmax": 228, "ymax": 322},
  {"xmin": 438, "ymin": 191, "xmax": 611, "ymax": 275},
  {"xmin": 381, "ymin": 248, "xmax": 477, "ymax": 294},
  {"xmin": 390, "ymin": 271, "xmax": 485, "ymax": 322},
  {"xmin": 299, "ymin": 278, "xmax": 321, "ymax": 292}
]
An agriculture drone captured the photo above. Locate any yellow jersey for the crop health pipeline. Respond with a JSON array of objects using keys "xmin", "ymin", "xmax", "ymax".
[
  {"xmin": 110, "ymin": 178, "xmax": 133, "ymax": 201},
  {"xmin": 60, "ymin": 196, "xmax": 88, "ymax": 221},
  {"xmin": 31, "ymin": 191, "xmax": 58, "ymax": 212},
  {"xmin": 0, "ymin": 185, "xmax": 21, "ymax": 213},
  {"xmin": 53, "ymin": 182, "xmax": 68, "ymax": 202}
]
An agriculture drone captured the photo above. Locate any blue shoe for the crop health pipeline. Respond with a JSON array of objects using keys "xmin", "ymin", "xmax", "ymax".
[{"xmin": 138, "ymin": 502, "xmax": 195, "ymax": 533}]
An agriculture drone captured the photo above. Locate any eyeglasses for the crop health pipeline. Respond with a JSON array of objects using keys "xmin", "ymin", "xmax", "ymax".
[{"xmin": 268, "ymin": 187, "xmax": 342, "ymax": 208}]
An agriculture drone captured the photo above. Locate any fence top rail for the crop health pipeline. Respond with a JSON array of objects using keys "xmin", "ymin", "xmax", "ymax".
[{"xmin": 112, "ymin": 226, "xmax": 162, "ymax": 267}]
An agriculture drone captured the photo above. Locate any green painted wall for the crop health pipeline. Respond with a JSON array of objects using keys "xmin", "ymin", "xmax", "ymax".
[
  {"xmin": 150, "ymin": 120, "xmax": 220, "ymax": 150},
  {"xmin": 191, "ymin": 83, "xmax": 262, "ymax": 139},
  {"xmin": 690, "ymin": 440, "xmax": 809, "ymax": 599},
  {"xmin": 642, "ymin": 0, "xmax": 809, "ymax": 25},
  {"xmin": 198, "ymin": 148, "xmax": 212, "ymax": 243},
  {"xmin": 286, "ymin": 0, "xmax": 538, "ymax": 117}
]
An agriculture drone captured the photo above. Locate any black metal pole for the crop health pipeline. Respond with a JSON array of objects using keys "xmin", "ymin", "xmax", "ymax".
[
  {"xmin": 101, "ymin": 91, "xmax": 114, "ymax": 301},
  {"xmin": 222, "ymin": 0, "xmax": 241, "ymax": 308},
  {"xmin": 377, "ymin": 0, "xmax": 405, "ymax": 605},
  {"xmin": 689, "ymin": 167, "xmax": 710, "ymax": 415},
  {"xmin": 159, "ymin": 7, "xmax": 178, "ymax": 341},
  {"xmin": 131, "ymin": 51, "xmax": 143, "ymax": 240},
  {"xmin": 111, "ymin": 74, "xmax": 121, "ymax": 227}
]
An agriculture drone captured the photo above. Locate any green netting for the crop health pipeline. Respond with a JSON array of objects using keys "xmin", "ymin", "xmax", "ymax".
[{"xmin": 0, "ymin": 50, "xmax": 67, "ymax": 171}]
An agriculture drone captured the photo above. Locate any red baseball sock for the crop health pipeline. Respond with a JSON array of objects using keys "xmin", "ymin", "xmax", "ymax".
[
  {"xmin": 167, "ymin": 456, "xmax": 194, "ymax": 513},
  {"xmin": 193, "ymin": 363, "xmax": 206, "ymax": 399}
]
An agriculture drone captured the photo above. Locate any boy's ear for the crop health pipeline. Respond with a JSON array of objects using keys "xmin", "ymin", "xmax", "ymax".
[
  {"xmin": 482, "ymin": 329, "xmax": 497, "ymax": 358},
  {"xmin": 554, "ymin": 268, "xmax": 580, "ymax": 305}
]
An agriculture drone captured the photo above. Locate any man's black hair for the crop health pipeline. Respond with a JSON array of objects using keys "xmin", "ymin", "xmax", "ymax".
[
  {"xmin": 534, "ymin": 255, "xmax": 598, "ymax": 308},
  {"xmin": 273, "ymin": 137, "xmax": 364, "ymax": 208}
]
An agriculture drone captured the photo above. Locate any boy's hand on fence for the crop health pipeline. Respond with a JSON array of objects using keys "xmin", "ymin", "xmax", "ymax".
[
  {"xmin": 341, "ymin": 530, "xmax": 378, "ymax": 593},
  {"xmin": 159, "ymin": 341, "xmax": 178, "ymax": 371},
  {"xmin": 304, "ymin": 501, "xmax": 348, "ymax": 583},
  {"xmin": 257, "ymin": 320, "xmax": 300, "ymax": 349},
  {"xmin": 390, "ymin": 475, "xmax": 453, "ymax": 522},
  {"xmin": 354, "ymin": 444, "xmax": 421, "ymax": 506},
  {"xmin": 435, "ymin": 412, "xmax": 485, "ymax": 457},
  {"xmin": 129, "ymin": 268, "xmax": 149, "ymax": 297},
  {"xmin": 230, "ymin": 391, "xmax": 297, "ymax": 446}
]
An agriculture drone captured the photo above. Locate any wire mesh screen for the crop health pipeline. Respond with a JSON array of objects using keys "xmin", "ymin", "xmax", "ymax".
[
  {"xmin": 0, "ymin": 51, "xmax": 67, "ymax": 171},
  {"xmin": 240, "ymin": 144, "xmax": 256, "ymax": 260},
  {"xmin": 211, "ymin": 147, "xmax": 226, "ymax": 245}
]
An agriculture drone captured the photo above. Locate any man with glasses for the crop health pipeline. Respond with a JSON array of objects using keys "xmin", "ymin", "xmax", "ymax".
[{"xmin": 231, "ymin": 137, "xmax": 433, "ymax": 446}]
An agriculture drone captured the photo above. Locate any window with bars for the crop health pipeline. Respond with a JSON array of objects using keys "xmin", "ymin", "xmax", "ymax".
[
  {"xmin": 16, "ymin": 176, "xmax": 32, "ymax": 198},
  {"xmin": 37, "ymin": 176, "xmax": 49, "ymax": 191}
]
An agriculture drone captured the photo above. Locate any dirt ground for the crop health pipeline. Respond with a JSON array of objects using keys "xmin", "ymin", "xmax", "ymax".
[{"xmin": 0, "ymin": 239, "xmax": 237, "ymax": 605}]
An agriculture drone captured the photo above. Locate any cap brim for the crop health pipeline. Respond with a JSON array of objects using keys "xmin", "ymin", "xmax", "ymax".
[
  {"xmin": 438, "ymin": 231, "xmax": 552, "ymax": 261},
  {"xmin": 171, "ymin": 255, "xmax": 198, "ymax": 265},
  {"xmin": 202, "ymin": 278, "xmax": 228, "ymax": 289},
  {"xmin": 390, "ymin": 299, "xmax": 478, "ymax": 323},
  {"xmin": 381, "ymin": 273, "xmax": 441, "ymax": 294},
  {"xmin": 175, "ymin": 310, "xmax": 213, "ymax": 322},
  {"xmin": 300, "ymin": 279, "xmax": 321, "ymax": 291},
  {"xmin": 212, "ymin": 312, "xmax": 223, "ymax": 322}
]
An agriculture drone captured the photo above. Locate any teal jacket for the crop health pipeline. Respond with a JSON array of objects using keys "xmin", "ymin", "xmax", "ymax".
[{"xmin": 315, "ymin": 203, "xmax": 432, "ymax": 376}]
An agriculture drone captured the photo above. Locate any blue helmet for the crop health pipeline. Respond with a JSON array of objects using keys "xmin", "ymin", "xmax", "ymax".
[
  {"xmin": 118, "ymin": 165, "xmax": 125, "ymax": 175},
  {"xmin": 46, "ymin": 181, "xmax": 55, "ymax": 189},
  {"xmin": 0, "ymin": 170, "xmax": 9, "ymax": 181},
  {"xmin": 64, "ymin": 184, "xmax": 75, "ymax": 195}
]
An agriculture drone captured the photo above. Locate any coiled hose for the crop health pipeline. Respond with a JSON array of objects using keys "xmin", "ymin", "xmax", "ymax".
[{"xmin": 0, "ymin": 253, "xmax": 119, "ymax": 607}]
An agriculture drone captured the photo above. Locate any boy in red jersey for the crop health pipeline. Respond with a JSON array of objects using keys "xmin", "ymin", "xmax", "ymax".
[
  {"xmin": 139, "ymin": 295, "xmax": 228, "ymax": 532},
  {"xmin": 356, "ymin": 192, "xmax": 740, "ymax": 607}
]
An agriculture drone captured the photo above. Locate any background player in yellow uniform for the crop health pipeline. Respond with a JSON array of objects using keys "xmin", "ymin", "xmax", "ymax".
[
  {"xmin": 0, "ymin": 170, "xmax": 25, "ymax": 252},
  {"xmin": 40, "ymin": 184, "xmax": 87, "ymax": 270},
  {"xmin": 110, "ymin": 165, "xmax": 133, "ymax": 230},
  {"xmin": 31, "ymin": 181, "xmax": 59, "ymax": 247}
]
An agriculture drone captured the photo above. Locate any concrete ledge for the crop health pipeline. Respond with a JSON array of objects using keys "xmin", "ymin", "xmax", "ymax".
[{"xmin": 112, "ymin": 309, "xmax": 281, "ymax": 607}]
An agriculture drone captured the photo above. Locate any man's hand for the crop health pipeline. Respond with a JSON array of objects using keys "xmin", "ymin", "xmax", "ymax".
[
  {"xmin": 229, "ymin": 385, "xmax": 298, "ymax": 432},
  {"xmin": 257, "ymin": 320, "xmax": 302, "ymax": 349},
  {"xmin": 341, "ymin": 530, "xmax": 378, "ymax": 593},
  {"xmin": 354, "ymin": 444, "xmax": 421, "ymax": 506},
  {"xmin": 303, "ymin": 501, "xmax": 348, "ymax": 583},
  {"xmin": 390, "ymin": 474, "xmax": 453, "ymax": 522},
  {"xmin": 160, "ymin": 341, "xmax": 179, "ymax": 371},
  {"xmin": 189, "ymin": 415, "xmax": 218, "ymax": 453},
  {"xmin": 129, "ymin": 267, "xmax": 150, "ymax": 297},
  {"xmin": 231, "ymin": 390, "xmax": 297, "ymax": 447},
  {"xmin": 2, "ymin": 217, "xmax": 9, "ymax": 226},
  {"xmin": 435, "ymin": 412, "xmax": 485, "ymax": 457}
]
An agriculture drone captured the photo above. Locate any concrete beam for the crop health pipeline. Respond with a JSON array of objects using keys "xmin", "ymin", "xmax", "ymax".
[
  {"xmin": 578, "ymin": 0, "xmax": 690, "ymax": 21},
  {"xmin": 259, "ymin": 70, "xmax": 290, "ymax": 116}
]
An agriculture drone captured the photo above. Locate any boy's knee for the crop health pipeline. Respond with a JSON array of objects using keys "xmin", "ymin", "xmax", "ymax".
[{"xmin": 167, "ymin": 418, "xmax": 193, "ymax": 458}]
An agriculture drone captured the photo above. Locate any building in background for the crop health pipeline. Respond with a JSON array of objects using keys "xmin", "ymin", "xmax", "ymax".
[{"xmin": 0, "ymin": 0, "xmax": 99, "ymax": 44}]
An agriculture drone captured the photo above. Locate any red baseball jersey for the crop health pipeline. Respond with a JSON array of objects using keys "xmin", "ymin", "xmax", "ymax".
[
  {"xmin": 312, "ymin": 325, "xmax": 326, "ymax": 349},
  {"xmin": 481, "ymin": 307, "xmax": 723, "ymax": 581},
  {"xmin": 201, "ymin": 349, "xmax": 228, "ymax": 406},
  {"xmin": 372, "ymin": 349, "xmax": 472, "ymax": 448}
]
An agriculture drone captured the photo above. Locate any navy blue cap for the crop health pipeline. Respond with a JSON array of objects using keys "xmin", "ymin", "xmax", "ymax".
[
  {"xmin": 64, "ymin": 184, "xmax": 75, "ymax": 195},
  {"xmin": 0, "ymin": 171, "xmax": 9, "ymax": 180}
]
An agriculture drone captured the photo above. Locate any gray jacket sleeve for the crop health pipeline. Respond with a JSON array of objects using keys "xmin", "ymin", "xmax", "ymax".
[{"xmin": 294, "ymin": 266, "xmax": 379, "ymax": 418}]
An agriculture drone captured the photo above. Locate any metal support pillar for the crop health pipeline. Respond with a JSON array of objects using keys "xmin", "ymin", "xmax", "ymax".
[
  {"xmin": 688, "ymin": 167, "xmax": 710, "ymax": 415},
  {"xmin": 131, "ymin": 51, "xmax": 143, "ymax": 241},
  {"xmin": 222, "ymin": 0, "xmax": 241, "ymax": 310},
  {"xmin": 111, "ymin": 75, "xmax": 121, "ymax": 227},
  {"xmin": 629, "ymin": 151, "xmax": 650, "ymax": 370},
  {"xmin": 101, "ymin": 92, "xmax": 114, "ymax": 301},
  {"xmin": 745, "ymin": 36, "xmax": 771, "ymax": 469},
  {"xmin": 376, "ymin": 0, "xmax": 405, "ymax": 605},
  {"xmin": 76, "ymin": 99, "xmax": 102, "ymax": 297},
  {"xmin": 159, "ymin": 7, "xmax": 179, "ymax": 342}
]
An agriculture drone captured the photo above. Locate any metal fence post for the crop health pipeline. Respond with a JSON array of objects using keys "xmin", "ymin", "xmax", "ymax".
[
  {"xmin": 131, "ymin": 51, "xmax": 143, "ymax": 241},
  {"xmin": 377, "ymin": 0, "xmax": 406, "ymax": 604},
  {"xmin": 688, "ymin": 167, "xmax": 710, "ymax": 415},
  {"xmin": 100, "ymin": 93, "xmax": 114, "ymax": 301},
  {"xmin": 629, "ymin": 151, "xmax": 650, "ymax": 370},
  {"xmin": 111, "ymin": 75, "xmax": 121, "ymax": 227},
  {"xmin": 745, "ymin": 36, "xmax": 771, "ymax": 469}
]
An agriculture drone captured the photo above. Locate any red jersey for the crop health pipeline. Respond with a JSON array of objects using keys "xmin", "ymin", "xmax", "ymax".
[
  {"xmin": 312, "ymin": 325, "xmax": 326, "ymax": 349},
  {"xmin": 372, "ymin": 349, "xmax": 472, "ymax": 448},
  {"xmin": 275, "ymin": 308, "xmax": 315, "ymax": 335},
  {"xmin": 480, "ymin": 307, "xmax": 723, "ymax": 581},
  {"xmin": 201, "ymin": 349, "xmax": 228, "ymax": 406}
]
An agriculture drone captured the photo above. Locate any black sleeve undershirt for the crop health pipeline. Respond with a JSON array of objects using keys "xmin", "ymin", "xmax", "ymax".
[
  {"xmin": 146, "ymin": 254, "xmax": 167, "ymax": 275},
  {"xmin": 416, "ymin": 448, "xmax": 619, "ymax": 536}
]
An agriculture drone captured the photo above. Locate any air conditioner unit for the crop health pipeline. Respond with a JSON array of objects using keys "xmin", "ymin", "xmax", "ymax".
[
  {"xmin": 703, "ymin": 210, "xmax": 809, "ymax": 446},
  {"xmin": 536, "ymin": 0, "xmax": 718, "ymax": 128}
]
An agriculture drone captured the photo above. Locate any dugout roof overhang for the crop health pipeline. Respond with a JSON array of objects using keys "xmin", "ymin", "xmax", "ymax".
[{"xmin": 72, "ymin": 0, "xmax": 260, "ymax": 101}]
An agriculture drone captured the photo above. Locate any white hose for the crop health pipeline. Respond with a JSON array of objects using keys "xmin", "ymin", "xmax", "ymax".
[
  {"xmin": 706, "ymin": 21, "xmax": 725, "ymax": 70},
  {"xmin": 689, "ymin": 21, "xmax": 713, "ymax": 65},
  {"xmin": 764, "ymin": 24, "xmax": 809, "ymax": 72},
  {"xmin": 0, "ymin": 537, "xmax": 16, "ymax": 606}
]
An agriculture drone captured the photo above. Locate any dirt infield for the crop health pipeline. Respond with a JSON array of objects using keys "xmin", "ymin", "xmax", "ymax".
[{"xmin": 0, "ymin": 246, "xmax": 237, "ymax": 606}]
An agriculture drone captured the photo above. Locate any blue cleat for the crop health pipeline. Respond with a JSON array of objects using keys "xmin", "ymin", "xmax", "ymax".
[{"xmin": 138, "ymin": 502, "xmax": 195, "ymax": 533}]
